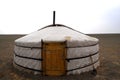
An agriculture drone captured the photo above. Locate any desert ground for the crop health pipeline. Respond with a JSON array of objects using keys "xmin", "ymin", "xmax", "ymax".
[{"xmin": 0, "ymin": 34, "xmax": 120, "ymax": 80}]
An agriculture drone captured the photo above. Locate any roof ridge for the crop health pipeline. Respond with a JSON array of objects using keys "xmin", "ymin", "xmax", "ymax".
[{"xmin": 38, "ymin": 24, "xmax": 85, "ymax": 35}]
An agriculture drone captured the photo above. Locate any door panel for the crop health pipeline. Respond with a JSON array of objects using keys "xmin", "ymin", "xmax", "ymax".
[{"xmin": 42, "ymin": 42, "xmax": 66, "ymax": 76}]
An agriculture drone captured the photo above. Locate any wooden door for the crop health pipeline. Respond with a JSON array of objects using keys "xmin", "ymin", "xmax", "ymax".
[{"xmin": 42, "ymin": 42, "xmax": 66, "ymax": 76}]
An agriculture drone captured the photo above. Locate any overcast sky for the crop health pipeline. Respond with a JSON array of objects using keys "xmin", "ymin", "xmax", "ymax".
[{"xmin": 0, "ymin": 0, "xmax": 120, "ymax": 34}]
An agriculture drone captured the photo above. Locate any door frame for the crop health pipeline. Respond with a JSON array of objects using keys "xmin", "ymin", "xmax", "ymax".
[{"xmin": 41, "ymin": 40, "xmax": 67, "ymax": 76}]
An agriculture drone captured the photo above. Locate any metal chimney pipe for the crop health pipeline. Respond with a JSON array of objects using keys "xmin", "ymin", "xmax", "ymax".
[{"xmin": 53, "ymin": 11, "xmax": 55, "ymax": 26}]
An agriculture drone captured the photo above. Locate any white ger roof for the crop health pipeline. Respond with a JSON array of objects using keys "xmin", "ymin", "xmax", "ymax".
[{"xmin": 15, "ymin": 25, "xmax": 99, "ymax": 47}]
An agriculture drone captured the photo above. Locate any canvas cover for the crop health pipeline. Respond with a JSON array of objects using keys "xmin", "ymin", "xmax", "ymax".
[
  {"xmin": 14, "ymin": 25, "xmax": 100, "ymax": 75},
  {"xmin": 15, "ymin": 26, "xmax": 99, "ymax": 47},
  {"xmin": 14, "ymin": 44, "xmax": 99, "ymax": 74}
]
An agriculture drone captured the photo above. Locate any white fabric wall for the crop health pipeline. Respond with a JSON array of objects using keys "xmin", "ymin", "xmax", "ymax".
[
  {"xmin": 14, "ymin": 45, "xmax": 41, "ymax": 58},
  {"xmin": 67, "ymin": 53, "xmax": 99, "ymax": 70},
  {"xmin": 14, "ymin": 44, "xmax": 99, "ymax": 75},
  {"xmin": 67, "ymin": 61, "xmax": 100, "ymax": 75},
  {"xmin": 67, "ymin": 44, "xmax": 99, "ymax": 58},
  {"xmin": 14, "ymin": 55, "xmax": 41, "ymax": 70}
]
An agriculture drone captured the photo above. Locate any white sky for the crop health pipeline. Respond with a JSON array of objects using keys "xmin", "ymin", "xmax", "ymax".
[{"xmin": 0, "ymin": 0, "xmax": 120, "ymax": 34}]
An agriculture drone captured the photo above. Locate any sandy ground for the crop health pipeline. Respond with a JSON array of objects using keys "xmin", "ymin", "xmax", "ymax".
[{"xmin": 0, "ymin": 34, "xmax": 120, "ymax": 80}]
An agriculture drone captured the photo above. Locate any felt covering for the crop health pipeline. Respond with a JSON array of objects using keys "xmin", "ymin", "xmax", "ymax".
[
  {"xmin": 13, "ymin": 25, "xmax": 100, "ymax": 75},
  {"xmin": 15, "ymin": 26, "xmax": 99, "ymax": 47}
]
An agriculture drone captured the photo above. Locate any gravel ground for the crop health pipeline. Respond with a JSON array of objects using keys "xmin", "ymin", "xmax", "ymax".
[{"xmin": 0, "ymin": 34, "xmax": 120, "ymax": 80}]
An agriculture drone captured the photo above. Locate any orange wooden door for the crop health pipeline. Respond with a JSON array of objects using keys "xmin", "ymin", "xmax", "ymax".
[{"xmin": 42, "ymin": 42, "xmax": 66, "ymax": 76}]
